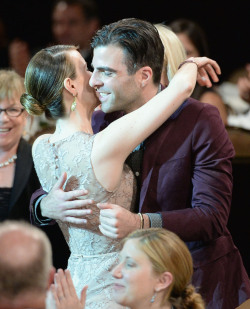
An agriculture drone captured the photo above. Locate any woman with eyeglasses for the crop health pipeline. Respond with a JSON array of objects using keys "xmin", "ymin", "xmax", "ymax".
[{"xmin": 0, "ymin": 69, "xmax": 40, "ymax": 221}]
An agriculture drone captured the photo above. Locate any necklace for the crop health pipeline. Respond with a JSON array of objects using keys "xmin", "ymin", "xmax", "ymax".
[{"xmin": 0, "ymin": 154, "xmax": 17, "ymax": 168}]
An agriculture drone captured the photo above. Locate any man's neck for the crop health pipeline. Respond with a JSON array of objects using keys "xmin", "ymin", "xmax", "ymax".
[{"xmin": 125, "ymin": 84, "xmax": 161, "ymax": 113}]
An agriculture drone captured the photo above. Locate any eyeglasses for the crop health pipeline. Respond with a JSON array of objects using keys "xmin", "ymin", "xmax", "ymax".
[{"xmin": 0, "ymin": 108, "xmax": 25, "ymax": 117}]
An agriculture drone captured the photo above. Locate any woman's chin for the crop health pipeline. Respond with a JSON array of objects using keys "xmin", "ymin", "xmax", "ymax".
[{"xmin": 112, "ymin": 285, "xmax": 127, "ymax": 305}]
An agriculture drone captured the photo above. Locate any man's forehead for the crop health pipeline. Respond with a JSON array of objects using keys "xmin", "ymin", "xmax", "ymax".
[
  {"xmin": 93, "ymin": 45, "xmax": 124, "ymax": 58},
  {"xmin": 92, "ymin": 45, "xmax": 126, "ymax": 68}
]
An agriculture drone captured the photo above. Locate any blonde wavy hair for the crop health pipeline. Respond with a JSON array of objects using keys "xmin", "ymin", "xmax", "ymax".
[
  {"xmin": 155, "ymin": 24, "xmax": 186, "ymax": 83},
  {"xmin": 0, "ymin": 69, "xmax": 25, "ymax": 100}
]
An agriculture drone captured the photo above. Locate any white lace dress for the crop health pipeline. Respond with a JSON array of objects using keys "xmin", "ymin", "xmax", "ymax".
[{"xmin": 33, "ymin": 131, "xmax": 137, "ymax": 309}]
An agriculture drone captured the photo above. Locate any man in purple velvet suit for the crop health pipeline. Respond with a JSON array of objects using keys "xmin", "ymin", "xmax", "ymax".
[{"xmin": 29, "ymin": 18, "xmax": 250, "ymax": 308}]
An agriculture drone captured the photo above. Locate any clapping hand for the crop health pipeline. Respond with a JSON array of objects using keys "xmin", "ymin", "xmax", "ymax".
[{"xmin": 50, "ymin": 269, "xmax": 87, "ymax": 309}]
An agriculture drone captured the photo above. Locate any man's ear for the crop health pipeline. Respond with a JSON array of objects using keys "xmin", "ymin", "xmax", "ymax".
[
  {"xmin": 47, "ymin": 266, "xmax": 56, "ymax": 288},
  {"xmin": 155, "ymin": 271, "xmax": 173, "ymax": 292},
  {"xmin": 138, "ymin": 66, "xmax": 153, "ymax": 88}
]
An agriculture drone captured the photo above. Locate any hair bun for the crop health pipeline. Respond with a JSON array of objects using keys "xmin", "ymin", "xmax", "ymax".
[{"xmin": 20, "ymin": 92, "xmax": 44, "ymax": 116}]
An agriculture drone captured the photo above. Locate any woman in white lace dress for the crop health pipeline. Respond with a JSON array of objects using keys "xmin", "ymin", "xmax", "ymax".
[{"xmin": 20, "ymin": 39, "xmax": 220, "ymax": 309}]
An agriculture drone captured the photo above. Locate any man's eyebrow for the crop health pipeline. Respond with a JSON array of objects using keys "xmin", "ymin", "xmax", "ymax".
[{"xmin": 91, "ymin": 65, "xmax": 117, "ymax": 73}]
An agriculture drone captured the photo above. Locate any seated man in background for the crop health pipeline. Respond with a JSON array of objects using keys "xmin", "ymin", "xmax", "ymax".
[
  {"xmin": 50, "ymin": 0, "xmax": 101, "ymax": 70},
  {"xmin": 0, "ymin": 220, "xmax": 55, "ymax": 309}
]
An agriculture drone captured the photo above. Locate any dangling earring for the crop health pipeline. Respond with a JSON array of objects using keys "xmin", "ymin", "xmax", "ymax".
[
  {"xmin": 71, "ymin": 95, "xmax": 77, "ymax": 112},
  {"xmin": 150, "ymin": 292, "xmax": 156, "ymax": 303}
]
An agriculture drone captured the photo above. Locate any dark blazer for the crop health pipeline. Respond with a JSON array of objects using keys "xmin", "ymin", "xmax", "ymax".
[
  {"xmin": 8, "ymin": 138, "xmax": 41, "ymax": 220},
  {"xmin": 92, "ymin": 98, "xmax": 250, "ymax": 309}
]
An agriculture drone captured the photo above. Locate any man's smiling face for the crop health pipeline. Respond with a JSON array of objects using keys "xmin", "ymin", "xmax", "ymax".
[{"xmin": 90, "ymin": 45, "xmax": 143, "ymax": 114}]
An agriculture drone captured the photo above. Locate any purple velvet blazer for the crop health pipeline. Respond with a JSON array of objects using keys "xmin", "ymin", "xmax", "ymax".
[{"xmin": 92, "ymin": 98, "xmax": 250, "ymax": 308}]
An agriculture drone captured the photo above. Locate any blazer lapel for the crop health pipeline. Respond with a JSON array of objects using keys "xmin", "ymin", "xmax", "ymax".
[
  {"xmin": 139, "ymin": 121, "xmax": 171, "ymax": 209},
  {"xmin": 139, "ymin": 100, "xmax": 188, "ymax": 210}
]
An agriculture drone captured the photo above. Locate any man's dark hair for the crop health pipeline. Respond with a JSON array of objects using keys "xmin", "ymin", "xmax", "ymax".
[{"xmin": 91, "ymin": 18, "xmax": 164, "ymax": 85}]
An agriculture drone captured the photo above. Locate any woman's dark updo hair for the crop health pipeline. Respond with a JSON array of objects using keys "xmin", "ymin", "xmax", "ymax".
[{"xmin": 21, "ymin": 45, "xmax": 77, "ymax": 120}]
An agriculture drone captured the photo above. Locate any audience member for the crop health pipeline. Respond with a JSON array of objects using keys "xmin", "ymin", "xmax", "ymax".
[
  {"xmin": 0, "ymin": 22, "xmax": 54, "ymax": 138},
  {"xmin": 169, "ymin": 18, "xmax": 228, "ymax": 125},
  {"xmin": 112, "ymin": 228, "xmax": 205, "ymax": 309},
  {"xmin": 218, "ymin": 63, "xmax": 250, "ymax": 130},
  {"xmin": 0, "ymin": 17, "xmax": 30, "ymax": 78},
  {"xmin": 28, "ymin": 18, "xmax": 250, "ymax": 309},
  {"xmin": 0, "ymin": 15, "xmax": 31, "ymax": 78},
  {"xmin": 237, "ymin": 63, "xmax": 250, "ymax": 104},
  {"xmin": 0, "ymin": 69, "xmax": 39, "ymax": 221},
  {"xmin": 155, "ymin": 23, "xmax": 186, "ymax": 86},
  {"xmin": 51, "ymin": 0, "xmax": 101, "ymax": 70},
  {"xmin": 2, "ymin": 0, "xmax": 100, "ymax": 77},
  {"xmin": 8, "ymin": 39, "xmax": 31, "ymax": 78},
  {"xmin": 0, "ymin": 220, "xmax": 55, "ymax": 309},
  {"xmin": 0, "ymin": 69, "xmax": 69, "ymax": 269},
  {"xmin": 51, "ymin": 228, "xmax": 205, "ymax": 309}
]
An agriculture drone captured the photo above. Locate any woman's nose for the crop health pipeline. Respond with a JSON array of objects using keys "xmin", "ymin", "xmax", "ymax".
[
  {"xmin": 0, "ymin": 110, "xmax": 9, "ymax": 122},
  {"xmin": 112, "ymin": 263, "xmax": 123, "ymax": 278}
]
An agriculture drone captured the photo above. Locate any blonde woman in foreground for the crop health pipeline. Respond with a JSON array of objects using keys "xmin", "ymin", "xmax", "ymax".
[{"xmin": 52, "ymin": 228, "xmax": 205, "ymax": 309}]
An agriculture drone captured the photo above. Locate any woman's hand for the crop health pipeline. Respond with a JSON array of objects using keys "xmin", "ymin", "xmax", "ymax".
[
  {"xmin": 50, "ymin": 269, "xmax": 87, "ymax": 309},
  {"xmin": 181, "ymin": 57, "xmax": 221, "ymax": 88}
]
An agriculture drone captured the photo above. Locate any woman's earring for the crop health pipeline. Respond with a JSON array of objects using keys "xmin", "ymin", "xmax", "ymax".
[
  {"xmin": 71, "ymin": 96, "xmax": 77, "ymax": 112},
  {"xmin": 150, "ymin": 292, "xmax": 156, "ymax": 303}
]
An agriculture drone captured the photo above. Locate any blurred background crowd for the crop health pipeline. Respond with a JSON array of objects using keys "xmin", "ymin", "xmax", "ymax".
[{"xmin": 0, "ymin": 0, "xmax": 249, "ymax": 81}]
